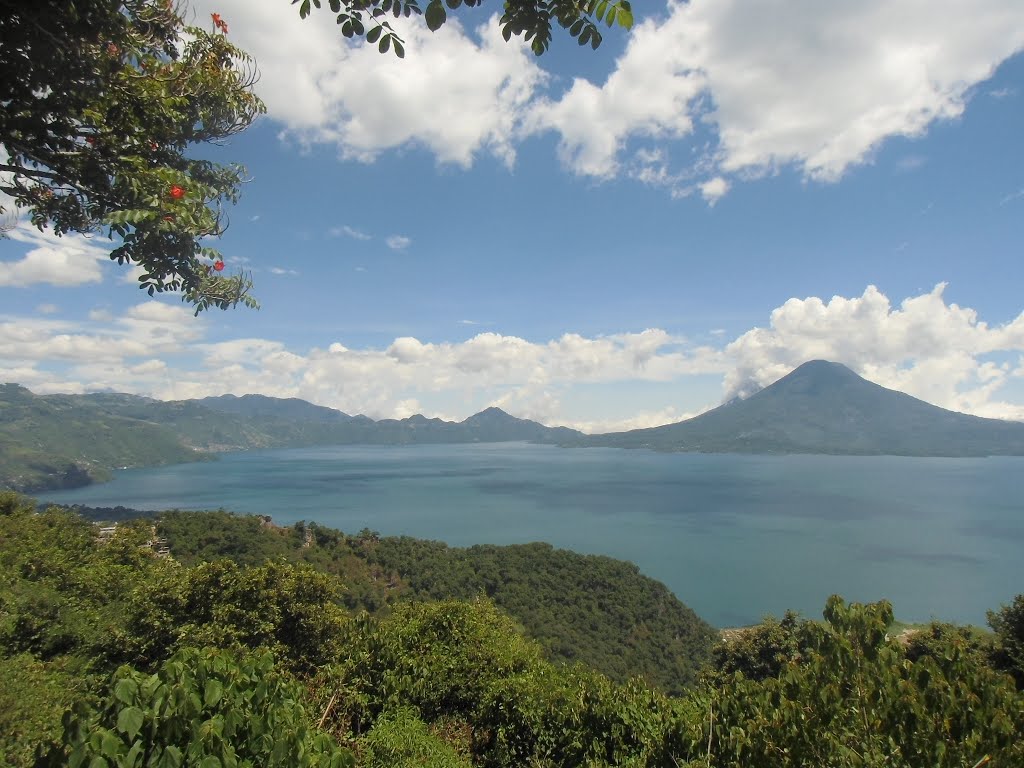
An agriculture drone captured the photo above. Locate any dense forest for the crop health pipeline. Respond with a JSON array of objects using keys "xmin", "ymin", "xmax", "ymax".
[{"xmin": 2, "ymin": 494, "xmax": 1023, "ymax": 767}]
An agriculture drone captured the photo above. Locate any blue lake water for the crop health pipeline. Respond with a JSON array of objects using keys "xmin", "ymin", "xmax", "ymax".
[{"xmin": 40, "ymin": 443, "xmax": 1024, "ymax": 628}]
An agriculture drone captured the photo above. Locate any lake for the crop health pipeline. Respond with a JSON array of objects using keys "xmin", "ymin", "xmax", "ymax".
[{"xmin": 40, "ymin": 443, "xmax": 1024, "ymax": 628}]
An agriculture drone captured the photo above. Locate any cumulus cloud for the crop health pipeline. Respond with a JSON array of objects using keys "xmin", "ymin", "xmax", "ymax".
[
  {"xmin": 195, "ymin": 0, "xmax": 545, "ymax": 167},
  {"xmin": 725, "ymin": 284, "xmax": 1024, "ymax": 419},
  {"xmin": 0, "ymin": 224, "xmax": 110, "ymax": 287},
  {"xmin": 533, "ymin": 0, "xmax": 1024, "ymax": 193},
  {"xmin": 699, "ymin": 176, "xmax": 729, "ymax": 204},
  {"xmin": 6, "ymin": 287, "xmax": 1024, "ymax": 427},
  {"xmin": 186, "ymin": 0, "xmax": 1023, "ymax": 200},
  {"xmin": 386, "ymin": 235, "xmax": 412, "ymax": 250}
]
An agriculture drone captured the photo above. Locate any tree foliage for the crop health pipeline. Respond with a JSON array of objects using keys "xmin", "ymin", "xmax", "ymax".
[
  {"xmin": 0, "ymin": 0, "xmax": 265, "ymax": 311},
  {"xmin": 989, "ymin": 595, "xmax": 1024, "ymax": 689},
  {"xmin": 690, "ymin": 597, "xmax": 1024, "ymax": 768},
  {"xmin": 4, "ymin": 499, "xmax": 1024, "ymax": 768},
  {"xmin": 292, "ymin": 0, "xmax": 635, "ymax": 58},
  {"xmin": 41, "ymin": 647, "xmax": 353, "ymax": 768}
]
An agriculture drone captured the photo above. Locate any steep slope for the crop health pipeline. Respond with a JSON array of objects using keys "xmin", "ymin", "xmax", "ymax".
[
  {"xmin": 582, "ymin": 360, "xmax": 1024, "ymax": 456},
  {"xmin": 1, "ymin": 386, "xmax": 584, "ymax": 490},
  {"xmin": 0, "ymin": 385, "xmax": 210, "ymax": 491}
]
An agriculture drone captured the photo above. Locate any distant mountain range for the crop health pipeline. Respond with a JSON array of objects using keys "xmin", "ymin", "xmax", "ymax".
[
  {"xmin": 0, "ymin": 384, "xmax": 580, "ymax": 491},
  {"xmin": 569, "ymin": 360, "xmax": 1024, "ymax": 456},
  {"xmin": 2, "ymin": 360, "xmax": 1023, "ymax": 491}
]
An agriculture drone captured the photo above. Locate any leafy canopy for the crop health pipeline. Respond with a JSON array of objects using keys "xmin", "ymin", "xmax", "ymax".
[
  {"xmin": 2, "ymin": 0, "xmax": 629, "ymax": 313},
  {"xmin": 0, "ymin": 0, "xmax": 265, "ymax": 312},
  {"xmin": 293, "ymin": 0, "xmax": 635, "ymax": 59}
]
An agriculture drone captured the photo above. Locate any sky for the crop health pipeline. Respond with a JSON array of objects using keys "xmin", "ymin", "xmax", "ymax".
[{"xmin": 1, "ymin": 0, "xmax": 1024, "ymax": 432}]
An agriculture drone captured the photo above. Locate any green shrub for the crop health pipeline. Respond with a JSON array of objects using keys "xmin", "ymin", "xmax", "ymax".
[{"xmin": 40, "ymin": 646, "xmax": 352, "ymax": 768}]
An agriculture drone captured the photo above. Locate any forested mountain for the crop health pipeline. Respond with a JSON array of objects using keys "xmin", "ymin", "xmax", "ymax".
[
  {"xmin": 6, "ymin": 360, "xmax": 1024, "ymax": 491},
  {"xmin": 577, "ymin": 360, "xmax": 1024, "ymax": 455},
  {"xmin": 3, "ymin": 495, "xmax": 1023, "ymax": 768},
  {"xmin": 0, "ymin": 384, "xmax": 212, "ymax": 492},
  {"xmin": 0, "ymin": 385, "xmax": 581, "ymax": 491}
]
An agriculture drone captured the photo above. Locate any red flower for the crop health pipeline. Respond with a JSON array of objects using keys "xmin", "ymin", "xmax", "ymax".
[
  {"xmin": 150, "ymin": 141, "xmax": 159, "ymax": 151},
  {"xmin": 107, "ymin": 43, "xmax": 119, "ymax": 57},
  {"xmin": 169, "ymin": 185, "xmax": 185, "ymax": 199},
  {"xmin": 86, "ymin": 137, "xmax": 96, "ymax": 145},
  {"xmin": 163, "ymin": 214, "xmax": 175, "ymax": 222},
  {"xmin": 213, "ymin": 260, "xmax": 225, "ymax": 272},
  {"xmin": 211, "ymin": 13, "xmax": 229, "ymax": 34}
]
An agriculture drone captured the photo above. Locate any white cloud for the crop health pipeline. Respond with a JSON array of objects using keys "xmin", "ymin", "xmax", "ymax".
[
  {"xmin": 186, "ymin": 0, "xmax": 1023, "ymax": 200},
  {"xmin": 35, "ymin": 303, "xmax": 59, "ymax": 315},
  {"xmin": 6, "ymin": 287, "xmax": 1024, "ymax": 426},
  {"xmin": 269, "ymin": 267, "xmax": 299, "ymax": 275},
  {"xmin": 529, "ymin": 0, "xmax": 1024, "ymax": 194},
  {"xmin": 724, "ymin": 284, "xmax": 1024, "ymax": 419},
  {"xmin": 527, "ymin": 11, "xmax": 704, "ymax": 178},
  {"xmin": 329, "ymin": 225, "xmax": 371, "ymax": 240},
  {"xmin": 197, "ymin": 1, "xmax": 546, "ymax": 168},
  {"xmin": 386, "ymin": 235, "xmax": 412, "ymax": 250},
  {"xmin": 564, "ymin": 405, "xmax": 709, "ymax": 435},
  {"xmin": 700, "ymin": 176, "xmax": 729, "ymax": 204},
  {"xmin": 0, "ymin": 224, "xmax": 110, "ymax": 287}
]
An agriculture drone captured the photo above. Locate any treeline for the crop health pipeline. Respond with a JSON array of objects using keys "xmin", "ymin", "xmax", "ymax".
[
  {"xmin": 151, "ymin": 510, "xmax": 716, "ymax": 693},
  {"xmin": 2, "ymin": 494, "xmax": 1023, "ymax": 767}
]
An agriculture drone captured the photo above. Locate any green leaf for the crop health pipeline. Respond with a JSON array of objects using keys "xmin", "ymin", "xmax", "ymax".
[
  {"xmin": 116, "ymin": 707, "xmax": 145, "ymax": 741},
  {"xmin": 299, "ymin": 0, "xmax": 312, "ymax": 18},
  {"xmin": 100, "ymin": 730, "xmax": 122, "ymax": 759},
  {"xmin": 113, "ymin": 679, "xmax": 139, "ymax": 705},
  {"xmin": 157, "ymin": 746, "xmax": 183, "ymax": 768},
  {"xmin": 203, "ymin": 680, "xmax": 224, "ymax": 708},
  {"xmin": 198, "ymin": 757, "xmax": 221, "ymax": 768},
  {"xmin": 379, "ymin": 35, "xmax": 390, "ymax": 53},
  {"xmin": 617, "ymin": 1, "xmax": 633, "ymax": 28},
  {"xmin": 393, "ymin": 39, "xmax": 405, "ymax": 58},
  {"xmin": 424, "ymin": 0, "xmax": 446, "ymax": 31},
  {"xmin": 366, "ymin": 26, "xmax": 382, "ymax": 43}
]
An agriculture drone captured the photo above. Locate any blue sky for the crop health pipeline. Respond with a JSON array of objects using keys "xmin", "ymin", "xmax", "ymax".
[{"xmin": 2, "ymin": 0, "xmax": 1023, "ymax": 431}]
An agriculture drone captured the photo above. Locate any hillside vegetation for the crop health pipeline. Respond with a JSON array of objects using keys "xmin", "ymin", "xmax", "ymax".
[
  {"xmin": 0, "ymin": 385, "xmax": 581, "ymax": 492},
  {"xmin": 0, "ymin": 384, "xmax": 211, "ymax": 492},
  {"xmin": 2, "ymin": 494, "xmax": 1023, "ymax": 767},
  {"xmin": 130, "ymin": 509, "xmax": 715, "ymax": 693}
]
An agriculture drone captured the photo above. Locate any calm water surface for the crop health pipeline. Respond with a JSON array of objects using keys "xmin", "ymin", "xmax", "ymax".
[{"xmin": 41, "ymin": 444, "xmax": 1024, "ymax": 627}]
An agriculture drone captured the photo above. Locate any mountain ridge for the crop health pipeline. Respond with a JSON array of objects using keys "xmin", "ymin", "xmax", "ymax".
[
  {"xmin": 4, "ymin": 360, "xmax": 1024, "ymax": 492},
  {"xmin": 574, "ymin": 360, "xmax": 1024, "ymax": 456}
]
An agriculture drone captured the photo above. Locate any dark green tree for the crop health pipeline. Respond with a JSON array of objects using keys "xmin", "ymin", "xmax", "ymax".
[
  {"xmin": 292, "ymin": 0, "xmax": 634, "ymax": 58},
  {"xmin": 989, "ymin": 595, "xmax": 1024, "ymax": 688},
  {"xmin": 0, "ymin": 0, "xmax": 265, "ymax": 311}
]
